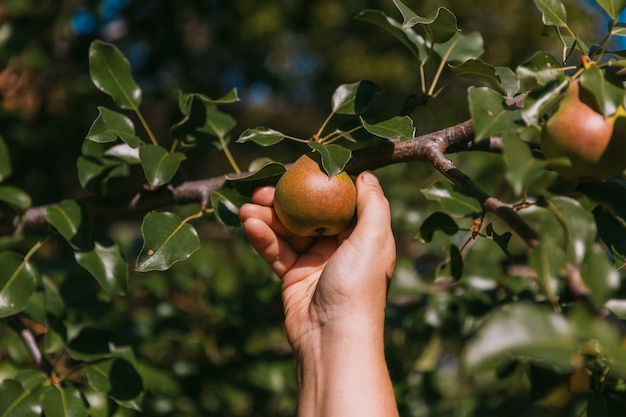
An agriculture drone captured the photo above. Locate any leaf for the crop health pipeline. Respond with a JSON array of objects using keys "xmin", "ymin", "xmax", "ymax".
[
  {"xmin": 521, "ymin": 78, "xmax": 569, "ymax": 126},
  {"xmin": 67, "ymin": 327, "xmax": 114, "ymax": 361},
  {"xmin": 86, "ymin": 107, "xmax": 141, "ymax": 147},
  {"xmin": 75, "ymin": 241, "xmax": 127, "ymax": 295},
  {"xmin": 501, "ymin": 130, "xmax": 546, "ymax": 197},
  {"xmin": 393, "ymin": 2, "xmax": 459, "ymax": 43},
  {"xmin": 355, "ymin": 9, "xmax": 428, "ymax": 63},
  {"xmin": 138, "ymin": 145, "xmax": 186, "ymax": 188},
  {"xmin": 89, "ymin": 40, "xmax": 141, "ymax": 110},
  {"xmin": 516, "ymin": 51, "xmax": 563, "ymax": 90},
  {"xmin": 135, "ymin": 211, "xmax": 200, "ymax": 272},
  {"xmin": 468, "ymin": 86, "xmax": 523, "ymax": 140},
  {"xmin": 226, "ymin": 162, "xmax": 285, "ymax": 196},
  {"xmin": 596, "ymin": 0, "xmax": 626, "ymax": 20},
  {"xmin": 433, "ymin": 31, "xmax": 484, "ymax": 64},
  {"xmin": 463, "ymin": 302, "xmax": 577, "ymax": 373},
  {"xmin": 580, "ymin": 244, "xmax": 621, "ymax": 311},
  {"xmin": 45, "ymin": 200, "xmax": 93, "ymax": 251},
  {"xmin": 0, "ymin": 379, "xmax": 41, "ymax": 417},
  {"xmin": 40, "ymin": 386, "xmax": 88, "ymax": 417},
  {"xmin": 171, "ymin": 95, "xmax": 237, "ymax": 147},
  {"xmin": 448, "ymin": 244, "xmax": 463, "ymax": 280},
  {"xmin": 548, "ymin": 196, "xmax": 597, "ymax": 264},
  {"xmin": 360, "ymin": 115, "xmax": 415, "ymax": 141},
  {"xmin": 236, "ymin": 127, "xmax": 286, "ymax": 146},
  {"xmin": 83, "ymin": 358, "xmax": 143, "ymax": 409},
  {"xmin": 308, "ymin": 142, "xmax": 352, "ymax": 178},
  {"xmin": 421, "ymin": 181, "xmax": 481, "ymax": 216},
  {"xmin": 76, "ymin": 141, "xmax": 129, "ymax": 194},
  {"xmin": 593, "ymin": 205, "xmax": 626, "ymax": 267},
  {"xmin": 211, "ymin": 185, "xmax": 249, "ymax": 228},
  {"xmin": 529, "ymin": 237, "xmax": 566, "ymax": 304},
  {"xmin": 0, "ymin": 186, "xmax": 32, "ymax": 212},
  {"xmin": 449, "ymin": 59, "xmax": 508, "ymax": 95},
  {"xmin": 0, "ymin": 135, "xmax": 11, "ymax": 182},
  {"xmin": 176, "ymin": 89, "xmax": 239, "ymax": 115},
  {"xmin": 0, "ymin": 252, "xmax": 38, "ymax": 319},
  {"xmin": 419, "ymin": 212, "xmax": 459, "ymax": 242},
  {"xmin": 533, "ymin": 0, "xmax": 568, "ymax": 27},
  {"xmin": 485, "ymin": 223, "xmax": 513, "ymax": 258},
  {"xmin": 580, "ymin": 66, "xmax": 625, "ymax": 118},
  {"xmin": 331, "ymin": 80, "xmax": 381, "ymax": 115}
]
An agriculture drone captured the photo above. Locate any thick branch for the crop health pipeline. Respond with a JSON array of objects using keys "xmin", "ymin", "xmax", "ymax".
[{"xmin": 12, "ymin": 119, "xmax": 539, "ymax": 247}]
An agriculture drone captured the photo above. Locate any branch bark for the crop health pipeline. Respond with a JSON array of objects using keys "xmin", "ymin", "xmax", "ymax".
[{"xmin": 12, "ymin": 118, "xmax": 539, "ymax": 247}]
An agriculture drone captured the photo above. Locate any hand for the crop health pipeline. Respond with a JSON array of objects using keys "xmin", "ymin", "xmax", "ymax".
[{"xmin": 239, "ymin": 170, "xmax": 398, "ymax": 417}]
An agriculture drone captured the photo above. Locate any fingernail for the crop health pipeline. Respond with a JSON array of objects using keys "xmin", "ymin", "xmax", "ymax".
[{"xmin": 362, "ymin": 171, "xmax": 379, "ymax": 185}]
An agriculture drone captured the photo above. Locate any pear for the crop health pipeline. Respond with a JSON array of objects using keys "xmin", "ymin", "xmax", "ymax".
[
  {"xmin": 273, "ymin": 154, "xmax": 356, "ymax": 237},
  {"xmin": 540, "ymin": 79, "xmax": 626, "ymax": 181}
]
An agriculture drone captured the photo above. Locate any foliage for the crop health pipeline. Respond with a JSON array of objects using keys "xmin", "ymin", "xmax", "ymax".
[{"xmin": 2, "ymin": 0, "xmax": 626, "ymax": 416}]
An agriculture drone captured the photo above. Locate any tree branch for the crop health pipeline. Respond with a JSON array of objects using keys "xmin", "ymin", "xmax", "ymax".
[
  {"xmin": 7, "ymin": 315, "xmax": 55, "ymax": 377},
  {"xmin": 12, "ymin": 118, "xmax": 539, "ymax": 247}
]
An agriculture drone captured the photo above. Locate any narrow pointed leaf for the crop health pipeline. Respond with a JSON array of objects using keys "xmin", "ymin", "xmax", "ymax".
[
  {"xmin": 308, "ymin": 142, "xmax": 351, "ymax": 178},
  {"xmin": 331, "ymin": 80, "xmax": 381, "ymax": 115},
  {"xmin": 136, "ymin": 211, "xmax": 200, "ymax": 272},
  {"xmin": 360, "ymin": 115, "xmax": 415, "ymax": 141},
  {"xmin": 86, "ymin": 107, "xmax": 141, "ymax": 147},
  {"xmin": 89, "ymin": 40, "xmax": 141, "ymax": 109},
  {"xmin": 45, "ymin": 200, "xmax": 93, "ymax": 251},
  {"xmin": 75, "ymin": 241, "xmax": 127, "ymax": 295},
  {"xmin": 139, "ymin": 145, "xmax": 186, "ymax": 188},
  {"xmin": 236, "ymin": 127, "xmax": 286, "ymax": 146},
  {"xmin": 0, "ymin": 252, "xmax": 38, "ymax": 318}
]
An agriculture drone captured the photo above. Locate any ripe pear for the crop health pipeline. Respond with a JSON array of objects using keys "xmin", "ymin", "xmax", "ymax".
[
  {"xmin": 540, "ymin": 79, "xmax": 626, "ymax": 181},
  {"xmin": 273, "ymin": 154, "xmax": 356, "ymax": 237}
]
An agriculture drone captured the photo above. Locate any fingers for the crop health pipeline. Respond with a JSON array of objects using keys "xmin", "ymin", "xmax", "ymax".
[{"xmin": 242, "ymin": 217, "xmax": 299, "ymax": 278}]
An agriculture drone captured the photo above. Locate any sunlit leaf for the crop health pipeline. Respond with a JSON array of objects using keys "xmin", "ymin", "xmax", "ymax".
[
  {"xmin": 521, "ymin": 78, "xmax": 569, "ymax": 126},
  {"xmin": 236, "ymin": 127, "xmax": 286, "ymax": 146},
  {"xmin": 331, "ymin": 80, "xmax": 381, "ymax": 115},
  {"xmin": 580, "ymin": 66, "xmax": 625, "ymax": 118},
  {"xmin": 421, "ymin": 180, "xmax": 481, "ymax": 216},
  {"xmin": 464, "ymin": 302, "xmax": 577, "ymax": 373},
  {"xmin": 0, "ymin": 252, "xmax": 38, "ymax": 318},
  {"xmin": 0, "ymin": 186, "xmax": 32, "ymax": 212},
  {"xmin": 419, "ymin": 212, "xmax": 459, "ymax": 242},
  {"xmin": 45, "ymin": 199, "xmax": 93, "ymax": 251},
  {"xmin": 136, "ymin": 211, "xmax": 200, "ymax": 272},
  {"xmin": 468, "ymin": 86, "xmax": 523, "ymax": 140},
  {"xmin": 75, "ymin": 241, "xmax": 127, "ymax": 295},
  {"xmin": 40, "ymin": 386, "xmax": 88, "ymax": 417},
  {"xmin": 360, "ymin": 115, "xmax": 415, "ymax": 141},
  {"xmin": 533, "ymin": 0, "xmax": 568, "ymax": 27},
  {"xmin": 139, "ymin": 145, "xmax": 186, "ymax": 188},
  {"xmin": 308, "ymin": 143, "xmax": 352, "ymax": 178},
  {"xmin": 0, "ymin": 135, "xmax": 11, "ymax": 182},
  {"xmin": 86, "ymin": 107, "xmax": 141, "ymax": 147},
  {"xmin": 516, "ymin": 51, "xmax": 563, "ymax": 90},
  {"xmin": 596, "ymin": 0, "xmax": 626, "ymax": 20},
  {"xmin": 89, "ymin": 40, "xmax": 141, "ymax": 110}
]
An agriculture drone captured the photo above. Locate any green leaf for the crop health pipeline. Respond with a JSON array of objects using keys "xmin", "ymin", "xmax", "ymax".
[
  {"xmin": 135, "ymin": 211, "xmax": 200, "ymax": 272},
  {"xmin": 104, "ymin": 143, "xmax": 140, "ymax": 164},
  {"xmin": 86, "ymin": 107, "xmax": 141, "ymax": 147},
  {"xmin": 393, "ymin": 2, "xmax": 459, "ymax": 43},
  {"xmin": 433, "ymin": 31, "xmax": 484, "ymax": 64},
  {"xmin": 448, "ymin": 244, "xmax": 463, "ymax": 280},
  {"xmin": 360, "ymin": 115, "xmax": 415, "ymax": 141},
  {"xmin": 67, "ymin": 327, "xmax": 114, "ymax": 361},
  {"xmin": 226, "ymin": 162, "xmax": 285, "ymax": 196},
  {"xmin": 533, "ymin": 0, "xmax": 568, "ymax": 27},
  {"xmin": 485, "ymin": 223, "xmax": 513, "ymax": 258},
  {"xmin": 88, "ymin": 40, "xmax": 141, "ymax": 110},
  {"xmin": 449, "ymin": 59, "xmax": 508, "ymax": 95},
  {"xmin": 308, "ymin": 143, "xmax": 352, "ymax": 178},
  {"xmin": 529, "ymin": 236, "xmax": 566, "ymax": 304},
  {"xmin": 464, "ymin": 303, "xmax": 578, "ymax": 373},
  {"xmin": 211, "ymin": 185, "xmax": 249, "ymax": 228},
  {"xmin": 45, "ymin": 199, "xmax": 93, "ymax": 251},
  {"xmin": 580, "ymin": 66, "xmax": 625, "ymax": 118},
  {"xmin": 176, "ymin": 89, "xmax": 239, "ymax": 115},
  {"xmin": 331, "ymin": 80, "xmax": 381, "ymax": 115},
  {"xmin": 0, "ymin": 135, "xmax": 11, "ymax": 182},
  {"xmin": 596, "ymin": 0, "xmax": 626, "ymax": 20},
  {"xmin": 0, "ymin": 252, "xmax": 38, "ymax": 318},
  {"xmin": 501, "ymin": 130, "xmax": 546, "ymax": 197},
  {"xmin": 138, "ymin": 145, "xmax": 186, "ymax": 188},
  {"xmin": 0, "ymin": 379, "xmax": 41, "ymax": 417},
  {"xmin": 75, "ymin": 241, "xmax": 127, "ymax": 296},
  {"xmin": 0, "ymin": 186, "xmax": 32, "ymax": 212},
  {"xmin": 516, "ymin": 51, "xmax": 563, "ymax": 90},
  {"xmin": 236, "ymin": 127, "xmax": 286, "ymax": 146},
  {"xmin": 40, "ymin": 386, "xmax": 88, "ymax": 417},
  {"xmin": 171, "ymin": 95, "xmax": 237, "ymax": 147},
  {"xmin": 521, "ymin": 78, "xmax": 569, "ymax": 126},
  {"xmin": 548, "ymin": 196, "xmax": 596, "ymax": 264},
  {"xmin": 77, "ymin": 142, "xmax": 129, "ymax": 194},
  {"xmin": 421, "ymin": 181, "xmax": 481, "ymax": 216},
  {"xmin": 419, "ymin": 212, "xmax": 459, "ymax": 242},
  {"xmin": 468, "ymin": 86, "xmax": 523, "ymax": 140},
  {"xmin": 355, "ymin": 9, "xmax": 428, "ymax": 63},
  {"xmin": 581, "ymin": 244, "xmax": 620, "ymax": 311},
  {"xmin": 593, "ymin": 205, "xmax": 626, "ymax": 267},
  {"xmin": 83, "ymin": 358, "xmax": 143, "ymax": 409}
]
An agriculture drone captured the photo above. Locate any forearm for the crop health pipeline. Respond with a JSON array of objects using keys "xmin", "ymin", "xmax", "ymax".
[{"xmin": 294, "ymin": 327, "xmax": 398, "ymax": 417}]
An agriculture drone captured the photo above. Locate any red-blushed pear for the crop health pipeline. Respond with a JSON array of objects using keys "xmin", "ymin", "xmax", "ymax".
[
  {"xmin": 540, "ymin": 79, "xmax": 626, "ymax": 181},
  {"xmin": 273, "ymin": 153, "xmax": 356, "ymax": 237}
]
